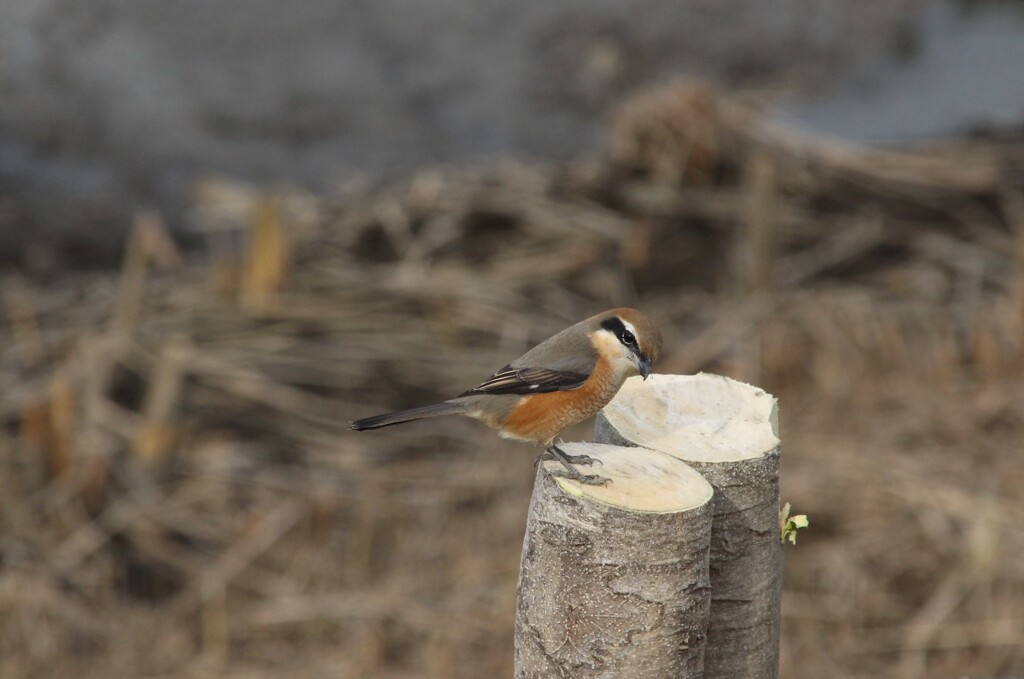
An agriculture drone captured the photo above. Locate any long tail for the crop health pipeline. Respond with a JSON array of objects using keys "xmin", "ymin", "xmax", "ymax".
[{"xmin": 350, "ymin": 401, "xmax": 466, "ymax": 431}]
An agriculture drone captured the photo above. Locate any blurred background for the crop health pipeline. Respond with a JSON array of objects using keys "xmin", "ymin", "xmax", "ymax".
[{"xmin": 1, "ymin": 0, "xmax": 1023, "ymax": 677}]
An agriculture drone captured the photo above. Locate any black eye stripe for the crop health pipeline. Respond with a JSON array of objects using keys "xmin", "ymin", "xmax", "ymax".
[
  {"xmin": 600, "ymin": 317, "xmax": 625, "ymax": 339},
  {"xmin": 601, "ymin": 317, "xmax": 638, "ymax": 348}
]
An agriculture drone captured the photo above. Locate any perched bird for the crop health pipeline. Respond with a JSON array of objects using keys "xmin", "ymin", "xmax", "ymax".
[{"xmin": 351, "ymin": 308, "xmax": 662, "ymax": 484}]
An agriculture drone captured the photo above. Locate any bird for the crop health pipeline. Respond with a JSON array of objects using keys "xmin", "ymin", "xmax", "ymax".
[{"xmin": 350, "ymin": 308, "xmax": 662, "ymax": 484}]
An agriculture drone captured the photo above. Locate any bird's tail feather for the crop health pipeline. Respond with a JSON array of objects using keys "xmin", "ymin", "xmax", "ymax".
[{"xmin": 350, "ymin": 401, "xmax": 466, "ymax": 431}]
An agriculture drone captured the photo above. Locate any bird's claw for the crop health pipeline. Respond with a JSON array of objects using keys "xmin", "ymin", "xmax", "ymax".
[
  {"xmin": 563, "ymin": 453, "xmax": 601, "ymax": 466},
  {"xmin": 550, "ymin": 470, "xmax": 611, "ymax": 486}
]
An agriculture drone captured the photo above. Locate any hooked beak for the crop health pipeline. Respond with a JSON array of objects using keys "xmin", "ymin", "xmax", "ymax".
[{"xmin": 637, "ymin": 355, "xmax": 652, "ymax": 380}]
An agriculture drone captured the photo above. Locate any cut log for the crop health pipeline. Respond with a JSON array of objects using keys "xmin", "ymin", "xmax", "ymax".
[
  {"xmin": 515, "ymin": 442, "xmax": 714, "ymax": 679},
  {"xmin": 595, "ymin": 373, "xmax": 782, "ymax": 679}
]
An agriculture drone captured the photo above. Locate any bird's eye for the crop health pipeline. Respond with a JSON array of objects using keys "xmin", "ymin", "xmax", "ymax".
[{"xmin": 621, "ymin": 329, "xmax": 636, "ymax": 346}]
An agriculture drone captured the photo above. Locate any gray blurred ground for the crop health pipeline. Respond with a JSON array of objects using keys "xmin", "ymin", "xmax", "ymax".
[{"xmin": 4, "ymin": 0, "xmax": 1024, "ymax": 264}]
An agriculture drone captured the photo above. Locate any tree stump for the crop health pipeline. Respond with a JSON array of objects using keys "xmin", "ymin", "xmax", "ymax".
[
  {"xmin": 595, "ymin": 373, "xmax": 782, "ymax": 679},
  {"xmin": 515, "ymin": 442, "xmax": 714, "ymax": 679}
]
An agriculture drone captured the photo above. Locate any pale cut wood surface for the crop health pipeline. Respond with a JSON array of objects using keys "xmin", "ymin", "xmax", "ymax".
[
  {"xmin": 597, "ymin": 372, "xmax": 779, "ymax": 461},
  {"xmin": 548, "ymin": 441, "xmax": 714, "ymax": 513}
]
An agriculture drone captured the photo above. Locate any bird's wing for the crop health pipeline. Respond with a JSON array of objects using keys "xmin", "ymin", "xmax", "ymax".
[
  {"xmin": 459, "ymin": 365, "xmax": 589, "ymax": 396},
  {"xmin": 459, "ymin": 320, "xmax": 599, "ymax": 396}
]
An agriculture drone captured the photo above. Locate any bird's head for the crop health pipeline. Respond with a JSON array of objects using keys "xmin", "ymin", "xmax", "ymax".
[{"xmin": 595, "ymin": 309, "xmax": 662, "ymax": 379}]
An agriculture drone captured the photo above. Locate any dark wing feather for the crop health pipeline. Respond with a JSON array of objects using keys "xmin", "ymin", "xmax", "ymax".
[{"xmin": 459, "ymin": 364, "xmax": 588, "ymax": 396}]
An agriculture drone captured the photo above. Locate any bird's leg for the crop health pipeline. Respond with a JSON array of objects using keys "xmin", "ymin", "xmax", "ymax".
[{"xmin": 539, "ymin": 445, "xmax": 609, "ymax": 486}]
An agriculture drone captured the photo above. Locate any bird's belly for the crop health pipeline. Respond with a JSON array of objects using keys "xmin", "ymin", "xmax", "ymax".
[{"xmin": 498, "ymin": 376, "xmax": 619, "ymax": 444}]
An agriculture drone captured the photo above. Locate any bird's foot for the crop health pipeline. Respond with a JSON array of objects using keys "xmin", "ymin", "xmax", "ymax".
[
  {"xmin": 549, "ymin": 469, "xmax": 610, "ymax": 486},
  {"xmin": 535, "ymin": 451, "xmax": 601, "ymax": 467},
  {"xmin": 537, "ymin": 445, "xmax": 609, "ymax": 485},
  {"xmin": 540, "ymin": 444, "xmax": 602, "ymax": 466}
]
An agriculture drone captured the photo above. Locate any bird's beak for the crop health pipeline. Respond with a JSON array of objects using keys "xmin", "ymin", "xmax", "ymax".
[{"xmin": 637, "ymin": 355, "xmax": 652, "ymax": 380}]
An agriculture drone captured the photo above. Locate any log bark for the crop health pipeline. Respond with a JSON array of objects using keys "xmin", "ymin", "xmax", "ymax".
[
  {"xmin": 595, "ymin": 373, "xmax": 782, "ymax": 679},
  {"xmin": 515, "ymin": 442, "xmax": 714, "ymax": 679}
]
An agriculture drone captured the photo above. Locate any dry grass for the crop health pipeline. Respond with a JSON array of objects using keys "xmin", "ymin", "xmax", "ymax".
[{"xmin": 2, "ymin": 81, "xmax": 1024, "ymax": 678}]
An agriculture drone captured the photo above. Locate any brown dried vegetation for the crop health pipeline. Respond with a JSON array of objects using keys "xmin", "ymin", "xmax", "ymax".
[{"xmin": 2, "ymin": 82, "xmax": 1023, "ymax": 678}]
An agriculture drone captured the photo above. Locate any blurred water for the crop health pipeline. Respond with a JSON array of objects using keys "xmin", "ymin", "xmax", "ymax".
[
  {"xmin": 783, "ymin": 0, "xmax": 1024, "ymax": 141},
  {"xmin": 2, "ymin": 0, "xmax": 1024, "ymax": 265}
]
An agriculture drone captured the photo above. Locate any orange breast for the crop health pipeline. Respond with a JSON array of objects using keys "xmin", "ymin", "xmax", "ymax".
[{"xmin": 499, "ymin": 355, "xmax": 620, "ymax": 444}]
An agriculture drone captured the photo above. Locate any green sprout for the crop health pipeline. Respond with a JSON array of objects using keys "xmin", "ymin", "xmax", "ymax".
[{"xmin": 779, "ymin": 502, "xmax": 809, "ymax": 545}]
